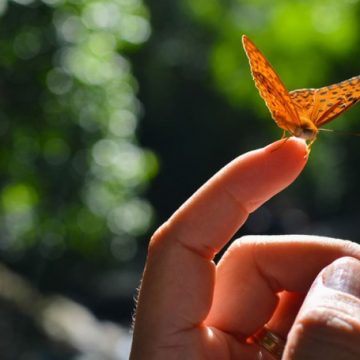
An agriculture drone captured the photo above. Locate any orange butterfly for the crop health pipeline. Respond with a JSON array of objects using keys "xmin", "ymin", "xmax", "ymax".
[{"xmin": 242, "ymin": 35, "xmax": 360, "ymax": 144}]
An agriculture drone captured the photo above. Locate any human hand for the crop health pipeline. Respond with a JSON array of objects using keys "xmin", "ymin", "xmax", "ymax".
[{"xmin": 130, "ymin": 138, "xmax": 360, "ymax": 360}]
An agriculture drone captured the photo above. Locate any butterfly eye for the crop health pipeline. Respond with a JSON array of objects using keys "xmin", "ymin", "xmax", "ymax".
[
  {"xmin": 302, "ymin": 128, "xmax": 316, "ymax": 139},
  {"xmin": 293, "ymin": 127, "xmax": 316, "ymax": 141}
]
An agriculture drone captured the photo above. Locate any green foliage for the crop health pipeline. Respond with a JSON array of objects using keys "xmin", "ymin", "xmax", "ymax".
[{"xmin": 0, "ymin": 0, "xmax": 157, "ymax": 260}]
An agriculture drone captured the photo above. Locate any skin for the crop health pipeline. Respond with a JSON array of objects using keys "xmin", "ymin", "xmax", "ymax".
[{"xmin": 130, "ymin": 138, "xmax": 360, "ymax": 360}]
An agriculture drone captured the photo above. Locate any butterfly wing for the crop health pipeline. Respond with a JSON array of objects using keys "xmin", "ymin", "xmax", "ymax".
[
  {"xmin": 290, "ymin": 75, "xmax": 360, "ymax": 127},
  {"xmin": 313, "ymin": 75, "xmax": 360, "ymax": 126},
  {"xmin": 242, "ymin": 35, "xmax": 301, "ymax": 132}
]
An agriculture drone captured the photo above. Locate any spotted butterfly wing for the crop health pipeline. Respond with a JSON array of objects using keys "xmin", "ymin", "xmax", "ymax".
[
  {"xmin": 290, "ymin": 76, "xmax": 360, "ymax": 126},
  {"xmin": 242, "ymin": 35, "xmax": 301, "ymax": 133}
]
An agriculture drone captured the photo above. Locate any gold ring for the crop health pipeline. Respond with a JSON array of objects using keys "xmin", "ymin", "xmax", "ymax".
[{"xmin": 252, "ymin": 327, "xmax": 286, "ymax": 359}]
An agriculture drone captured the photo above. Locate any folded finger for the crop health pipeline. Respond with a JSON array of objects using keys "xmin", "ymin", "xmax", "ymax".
[
  {"xmin": 267, "ymin": 291, "xmax": 305, "ymax": 338},
  {"xmin": 206, "ymin": 236, "xmax": 360, "ymax": 339}
]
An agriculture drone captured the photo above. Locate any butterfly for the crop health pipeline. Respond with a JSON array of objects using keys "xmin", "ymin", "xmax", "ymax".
[{"xmin": 242, "ymin": 35, "xmax": 360, "ymax": 144}]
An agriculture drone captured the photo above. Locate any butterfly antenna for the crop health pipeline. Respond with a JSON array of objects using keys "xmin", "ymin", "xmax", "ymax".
[{"xmin": 319, "ymin": 128, "xmax": 360, "ymax": 137}]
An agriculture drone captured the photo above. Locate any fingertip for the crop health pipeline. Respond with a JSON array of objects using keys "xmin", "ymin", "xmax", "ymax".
[
  {"xmin": 219, "ymin": 138, "xmax": 308, "ymax": 214},
  {"xmin": 233, "ymin": 137, "xmax": 308, "ymax": 172},
  {"xmin": 264, "ymin": 137, "xmax": 309, "ymax": 174},
  {"xmin": 265, "ymin": 137, "xmax": 309, "ymax": 160}
]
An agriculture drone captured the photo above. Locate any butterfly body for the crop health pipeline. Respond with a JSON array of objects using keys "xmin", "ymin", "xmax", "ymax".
[
  {"xmin": 242, "ymin": 35, "xmax": 360, "ymax": 144},
  {"xmin": 292, "ymin": 120, "xmax": 318, "ymax": 141}
]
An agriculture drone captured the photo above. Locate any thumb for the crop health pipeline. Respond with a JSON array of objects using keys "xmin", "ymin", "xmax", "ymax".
[{"xmin": 284, "ymin": 257, "xmax": 360, "ymax": 360}]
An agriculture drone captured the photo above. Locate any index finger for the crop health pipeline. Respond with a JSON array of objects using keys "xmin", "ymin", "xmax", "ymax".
[
  {"xmin": 133, "ymin": 138, "xmax": 308, "ymax": 337},
  {"xmin": 155, "ymin": 138, "xmax": 308, "ymax": 257}
]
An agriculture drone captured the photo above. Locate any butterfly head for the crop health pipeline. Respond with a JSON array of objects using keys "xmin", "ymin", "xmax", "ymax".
[
  {"xmin": 292, "ymin": 118, "xmax": 318, "ymax": 141},
  {"xmin": 294, "ymin": 127, "xmax": 317, "ymax": 141}
]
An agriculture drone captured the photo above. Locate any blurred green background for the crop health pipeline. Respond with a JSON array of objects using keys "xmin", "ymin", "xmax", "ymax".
[{"xmin": 0, "ymin": 0, "xmax": 359, "ymax": 358}]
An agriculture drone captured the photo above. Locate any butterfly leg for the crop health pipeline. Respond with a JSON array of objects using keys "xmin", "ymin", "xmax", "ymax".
[
  {"xmin": 306, "ymin": 137, "xmax": 317, "ymax": 154},
  {"xmin": 269, "ymin": 131, "xmax": 290, "ymax": 153}
]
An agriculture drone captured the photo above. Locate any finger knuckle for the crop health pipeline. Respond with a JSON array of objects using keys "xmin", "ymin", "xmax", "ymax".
[{"xmin": 148, "ymin": 220, "xmax": 172, "ymax": 254}]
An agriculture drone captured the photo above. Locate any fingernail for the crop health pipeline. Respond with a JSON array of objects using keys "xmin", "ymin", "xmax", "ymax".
[{"xmin": 322, "ymin": 257, "xmax": 360, "ymax": 299}]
